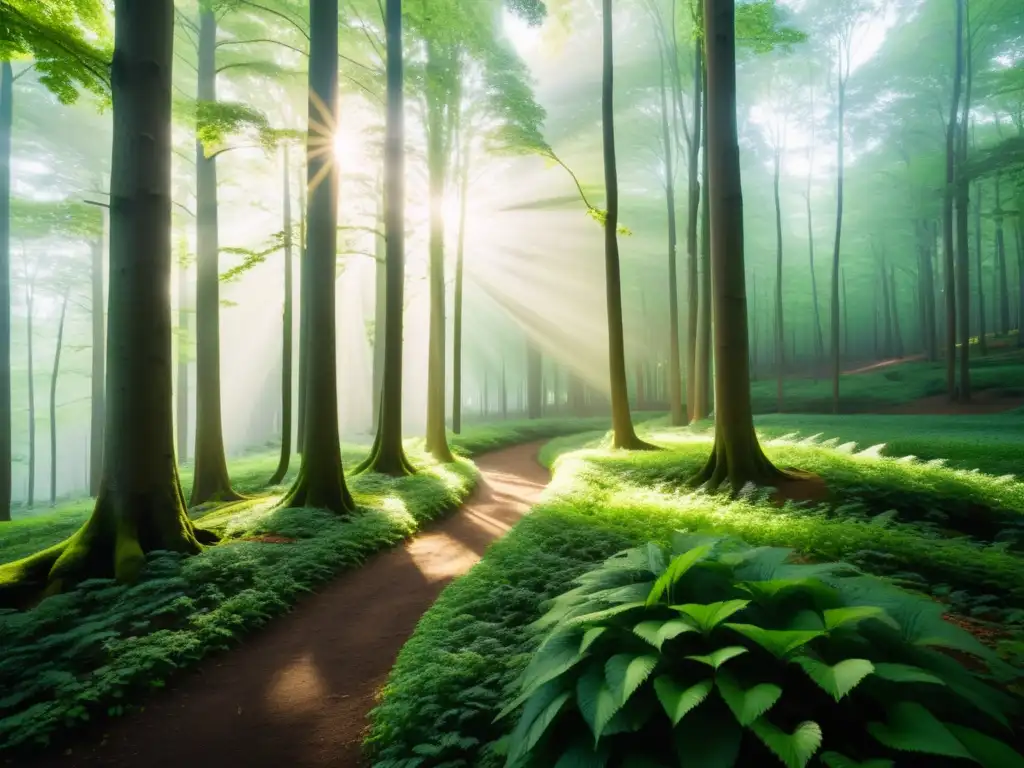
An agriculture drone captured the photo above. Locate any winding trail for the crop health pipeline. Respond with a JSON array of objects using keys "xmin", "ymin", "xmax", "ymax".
[{"xmin": 37, "ymin": 441, "xmax": 550, "ymax": 768}]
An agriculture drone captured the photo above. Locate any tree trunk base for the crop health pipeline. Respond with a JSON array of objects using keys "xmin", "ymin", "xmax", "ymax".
[
  {"xmin": 354, "ymin": 431, "xmax": 416, "ymax": 477},
  {"xmin": 189, "ymin": 477, "xmax": 244, "ymax": 508},
  {"xmin": 276, "ymin": 463, "xmax": 355, "ymax": 515},
  {"xmin": 425, "ymin": 433, "xmax": 455, "ymax": 464},
  {"xmin": 0, "ymin": 489, "xmax": 216, "ymax": 609},
  {"xmin": 268, "ymin": 452, "xmax": 291, "ymax": 486},
  {"xmin": 689, "ymin": 434, "xmax": 808, "ymax": 495},
  {"xmin": 612, "ymin": 431, "xmax": 659, "ymax": 451}
]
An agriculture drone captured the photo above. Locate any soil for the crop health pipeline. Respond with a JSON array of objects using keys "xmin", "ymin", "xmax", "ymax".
[
  {"xmin": 878, "ymin": 388, "xmax": 1024, "ymax": 415},
  {"xmin": 770, "ymin": 471, "xmax": 831, "ymax": 506},
  {"xmin": 29, "ymin": 442, "xmax": 550, "ymax": 768}
]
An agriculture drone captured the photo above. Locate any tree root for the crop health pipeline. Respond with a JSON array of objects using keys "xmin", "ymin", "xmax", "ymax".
[
  {"xmin": 276, "ymin": 462, "xmax": 355, "ymax": 515},
  {"xmin": 689, "ymin": 434, "xmax": 808, "ymax": 496},
  {"xmin": 354, "ymin": 430, "xmax": 416, "ymax": 477}
]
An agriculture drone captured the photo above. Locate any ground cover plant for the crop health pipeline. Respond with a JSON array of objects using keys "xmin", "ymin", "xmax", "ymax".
[
  {"xmin": 0, "ymin": 417, "xmax": 608, "ymax": 756},
  {"xmin": 365, "ymin": 426, "xmax": 1024, "ymax": 767}
]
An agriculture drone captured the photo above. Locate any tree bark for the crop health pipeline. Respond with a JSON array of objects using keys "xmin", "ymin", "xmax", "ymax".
[
  {"xmin": 0, "ymin": 61, "xmax": 11, "ymax": 521},
  {"xmin": 773, "ymin": 147, "xmax": 784, "ymax": 412},
  {"xmin": 451, "ymin": 134, "xmax": 470, "ymax": 434},
  {"xmin": 49, "ymin": 291, "xmax": 69, "ymax": 506},
  {"xmin": 658, "ymin": 43, "xmax": 683, "ymax": 427},
  {"xmin": 175, "ymin": 260, "xmax": 189, "ymax": 463},
  {"xmin": 691, "ymin": 0, "xmax": 788, "ymax": 493},
  {"xmin": 25, "ymin": 279, "xmax": 35, "ymax": 507},
  {"xmin": 880, "ymin": 247, "xmax": 892, "ymax": 357},
  {"xmin": 371, "ymin": 178, "xmax": 385, "ymax": 427},
  {"xmin": 920, "ymin": 220, "xmax": 938, "ymax": 360},
  {"xmin": 269, "ymin": 145, "xmax": 294, "ymax": 485},
  {"xmin": 995, "ymin": 175, "xmax": 1010, "ymax": 336},
  {"xmin": 296, "ymin": 166, "xmax": 307, "ymax": 453},
  {"xmin": 685, "ymin": 39, "xmax": 702, "ymax": 422},
  {"xmin": 692, "ymin": 57, "xmax": 712, "ymax": 421},
  {"xmin": 830, "ymin": 38, "xmax": 848, "ymax": 414},
  {"xmin": 190, "ymin": 8, "xmax": 239, "ymax": 505},
  {"xmin": 0, "ymin": 0, "xmax": 218, "ymax": 604},
  {"xmin": 601, "ymin": 0, "xmax": 650, "ymax": 450},
  {"xmin": 890, "ymin": 265, "xmax": 903, "ymax": 358},
  {"xmin": 975, "ymin": 181, "xmax": 987, "ymax": 354},
  {"xmin": 90, "ymin": 227, "xmax": 105, "ymax": 495},
  {"xmin": 356, "ymin": 0, "xmax": 414, "ymax": 477},
  {"xmin": 805, "ymin": 87, "xmax": 824, "ymax": 366},
  {"xmin": 943, "ymin": 0, "xmax": 964, "ymax": 400},
  {"xmin": 278, "ymin": 0, "xmax": 355, "ymax": 511}
]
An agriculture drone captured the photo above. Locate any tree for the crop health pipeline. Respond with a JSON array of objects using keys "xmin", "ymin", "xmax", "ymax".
[
  {"xmin": 356, "ymin": 0, "xmax": 415, "ymax": 476},
  {"xmin": 48, "ymin": 288, "xmax": 69, "ymax": 506},
  {"xmin": 277, "ymin": 0, "xmax": 355, "ymax": 513},
  {"xmin": 268, "ymin": 144, "xmax": 295, "ymax": 485},
  {"xmin": 690, "ymin": 0, "xmax": 792, "ymax": 492},
  {"xmin": 943, "ymin": 0, "xmax": 965, "ymax": 400},
  {"xmin": 0, "ymin": 0, "xmax": 217, "ymax": 604}
]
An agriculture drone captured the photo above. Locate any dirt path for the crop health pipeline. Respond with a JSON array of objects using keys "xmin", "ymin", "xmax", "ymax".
[{"xmin": 35, "ymin": 442, "xmax": 550, "ymax": 768}]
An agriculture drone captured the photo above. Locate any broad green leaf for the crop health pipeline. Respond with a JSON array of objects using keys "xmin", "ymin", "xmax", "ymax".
[
  {"xmin": 739, "ymin": 578, "xmax": 826, "ymax": 604},
  {"xmin": 605, "ymin": 653, "xmax": 658, "ymax": 707},
  {"xmin": 788, "ymin": 609, "xmax": 826, "ymax": 631},
  {"xmin": 822, "ymin": 606, "xmax": 887, "ymax": 630},
  {"xmin": 632, "ymin": 618, "xmax": 697, "ymax": 649},
  {"xmin": 750, "ymin": 719, "xmax": 823, "ymax": 768},
  {"xmin": 867, "ymin": 702, "xmax": 973, "ymax": 759},
  {"xmin": 580, "ymin": 627, "xmax": 606, "ymax": 654},
  {"xmin": 945, "ymin": 724, "xmax": 1024, "ymax": 768},
  {"xmin": 645, "ymin": 545, "xmax": 712, "ymax": 607},
  {"xmin": 870, "ymin": 663, "xmax": 945, "ymax": 686},
  {"xmin": 716, "ymin": 672, "xmax": 782, "ymax": 726},
  {"xmin": 686, "ymin": 645, "xmax": 748, "ymax": 669},
  {"xmin": 518, "ymin": 691, "xmax": 570, "ymax": 763},
  {"xmin": 644, "ymin": 542, "xmax": 666, "ymax": 574},
  {"xmin": 576, "ymin": 665, "xmax": 621, "ymax": 743},
  {"xmin": 820, "ymin": 753, "xmax": 894, "ymax": 768},
  {"xmin": 724, "ymin": 624, "xmax": 824, "ymax": 658},
  {"xmin": 674, "ymin": 702, "xmax": 742, "ymax": 767},
  {"xmin": 506, "ymin": 683, "xmax": 570, "ymax": 766},
  {"xmin": 564, "ymin": 602, "xmax": 647, "ymax": 627},
  {"xmin": 673, "ymin": 600, "xmax": 751, "ymax": 634},
  {"xmin": 518, "ymin": 631, "xmax": 586, "ymax": 694},
  {"xmin": 793, "ymin": 656, "xmax": 874, "ymax": 701},
  {"xmin": 653, "ymin": 675, "xmax": 713, "ymax": 725},
  {"xmin": 553, "ymin": 738, "xmax": 610, "ymax": 767}
]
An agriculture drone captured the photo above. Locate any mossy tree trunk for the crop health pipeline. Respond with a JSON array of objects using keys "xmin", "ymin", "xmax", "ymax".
[
  {"xmin": 190, "ymin": 7, "xmax": 240, "ymax": 506},
  {"xmin": 690, "ymin": 0, "xmax": 790, "ymax": 494},
  {"xmin": 942, "ymin": 0, "xmax": 964, "ymax": 400},
  {"xmin": 601, "ymin": 0, "xmax": 651, "ymax": 450},
  {"xmin": 90, "ymin": 228, "xmax": 105, "ymax": 495},
  {"xmin": 0, "ymin": 0, "xmax": 218, "ymax": 604},
  {"xmin": 0, "ymin": 61, "xmax": 9, "ymax": 522},
  {"xmin": 658, "ymin": 44, "xmax": 684, "ymax": 427},
  {"xmin": 423, "ymin": 39, "xmax": 455, "ymax": 463},
  {"xmin": 279, "ymin": 0, "xmax": 355, "ymax": 512},
  {"xmin": 49, "ymin": 290, "xmax": 69, "ymax": 507},
  {"xmin": 358, "ymin": 0, "xmax": 414, "ymax": 477},
  {"xmin": 269, "ymin": 145, "xmax": 294, "ymax": 485}
]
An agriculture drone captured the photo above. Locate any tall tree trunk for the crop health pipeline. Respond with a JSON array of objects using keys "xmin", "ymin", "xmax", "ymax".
[
  {"xmin": 975, "ymin": 181, "xmax": 987, "ymax": 354},
  {"xmin": 890, "ymin": 265, "xmax": 904, "ymax": 358},
  {"xmin": 25, "ymin": 280, "xmax": 34, "ymax": 507},
  {"xmin": 601, "ymin": 0, "xmax": 649, "ymax": 449},
  {"xmin": 371, "ymin": 180, "xmax": 385, "ymax": 427},
  {"xmin": 685, "ymin": 39, "xmax": 702, "ymax": 421},
  {"xmin": 691, "ymin": 0, "xmax": 787, "ymax": 492},
  {"xmin": 920, "ymin": 221, "xmax": 938, "ymax": 360},
  {"xmin": 279, "ymin": 0, "xmax": 355, "ymax": 511},
  {"xmin": 0, "ymin": 61, "xmax": 11, "ymax": 521},
  {"xmin": 692, "ymin": 58, "xmax": 712, "ymax": 421},
  {"xmin": 526, "ymin": 340, "xmax": 542, "ymax": 419},
  {"xmin": 451, "ymin": 137, "xmax": 470, "ymax": 435},
  {"xmin": 89, "ymin": 226, "xmax": 104, "ymax": 496},
  {"xmin": 750, "ymin": 270, "xmax": 758, "ymax": 379},
  {"xmin": 295, "ymin": 168, "xmax": 307, "ymax": 452},
  {"xmin": 658, "ymin": 43, "xmax": 684, "ymax": 427},
  {"xmin": 1016, "ymin": 218, "xmax": 1024, "ymax": 345},
  {"xmin": 358, "ymin": 0, "xmax": 414, "ymax": 476},
  {"xmin": 49, "ymin": 291, "xmax": 69, "ymax": 506},
  {"xmin": 269, "ymin": 145, "xmax": 294, "ymax": 485},
  {"xmin": 501, "ymin": 360, "xmax": 507, "ymax": 419},
  {"xmin": 773, "ymin": 147, "xmax": 784, "ymax": 412},
  {"xmin": 423, "ymin": 41, "xmax": 454, "ymax": 462},
  {"xmin": 956, "ymin": 0, "xmax": 972, "ymax": 402},
  {"xmin": 943, "ymin": 0, "xmax": 964, "ymax": 400},
  {"xmin": 805, "ymin": 88, "xmax": 824, "ymax": 366},
  {"xmin": 842, "ymin": 267, "xmax": 849, "ymax": 363},
  {"xmin": 995, "ymin": 176, "xmax": 1010, "ymax": 336},
  {"xmin": 190, "ymin": 9, "xmax": 239, "ymax": 505},
  {"xmin": 830, "ymin": 39, "xmax": 848, "ymax": 414},
  {"xmin": 0, "ymin": 0, "xmax": 218, "ymax": 601},
  {"xmin": 880, "ymin": 247, "xmax": 892, "ymax": 357},
  {"xmin": 175, "ymin": 260, "xmax": 189, "ymax": 463}
]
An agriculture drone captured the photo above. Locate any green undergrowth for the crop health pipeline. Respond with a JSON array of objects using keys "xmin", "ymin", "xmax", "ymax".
[
  {"xmin": 365, "ymin": 427, "xmax": 1024, "ymax": 767},
  {"xmin": 749, "ymin": 352, "xmax": 1024, "ymax": 414},
  {"xmin": 0, "ymin": 416, "xmax": 613, "ymax": 756}
]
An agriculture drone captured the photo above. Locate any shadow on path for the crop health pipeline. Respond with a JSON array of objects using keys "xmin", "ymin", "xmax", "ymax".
[{"xmin": 33, "ymin": 442, "xmax": 550, "ymax": 768}]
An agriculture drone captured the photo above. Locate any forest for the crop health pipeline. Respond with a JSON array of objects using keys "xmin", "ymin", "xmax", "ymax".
[{"xmin": 1, "ymin": 0, "xmax": 1024, "ymax": 765}]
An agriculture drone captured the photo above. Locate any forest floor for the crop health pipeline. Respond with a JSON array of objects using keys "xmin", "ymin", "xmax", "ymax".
[{"xmin": 18, "ymin": 442, "xmax": 550, "ymax": 768}]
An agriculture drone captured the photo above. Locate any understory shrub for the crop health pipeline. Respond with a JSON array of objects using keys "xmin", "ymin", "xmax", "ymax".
[{"xmin": 499, "ymin": 533, "xmax": 1023, "ymax": 767}]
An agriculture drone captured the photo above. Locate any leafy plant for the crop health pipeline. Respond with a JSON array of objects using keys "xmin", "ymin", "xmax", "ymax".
[{"xmin": 498, "ymin": 533, "xmax": 1023, "ymax": 767}]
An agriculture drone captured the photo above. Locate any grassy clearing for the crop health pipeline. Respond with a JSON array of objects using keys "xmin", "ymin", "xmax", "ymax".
[
  {"xmin": 0, "ymin": 417, "xmax": 609, "ymax": 756},
  {"xmin": 366, "ymin": 425, "xmax": 1024, "ymax": 767},
  {"xmin": 749, "ymin": 351, "xmax": 1024, "ymax": 413}
]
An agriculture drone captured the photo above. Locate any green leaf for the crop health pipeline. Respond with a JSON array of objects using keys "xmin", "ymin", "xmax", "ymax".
[
  {"xmin": 686, "ymin": 645, "xmax": 748, "ymax": 670},
  {"xmin": 553, "ymin": 737, "xmax": 610, "ymax": 767},
  {"xmin": 867, "ymin": 702, "xmax": 973, "ymax": 759},
  {"xmin": 632, "ymin": 618, "xmax": 697, "ymax": 649},
  {"xmin": 945, "ymin": 724, "xmax": 1024, "ymax": 768},
  {"xmin": 750, "ymin": 719, "xmax": 823, "ymax": 768},
  {"xmin": 869, "ymin": 663, "xmax": 945, "ymax": 686},
  {"xmin": 643, "ymin": 542, "xmax": 666, "ymax": 574},
  {"xmin": 716, "ymin": 672, "xmax": 783, "ymax": 726},
  {"xmin": 576, "ymin": 665, "xmax": 621, "ymax": 744},
  {"xmin": 724, "ymin": 624, "xmax": 824, "ymax": 658},
  {"xmin": 673, "ymin": 600, "xmax": 751, "ymax": 634},
  {"xmin": 505, "ymin": 682, "xmax": 570, "ymax": 765},
  {"xmin": 605, "ymin": 653, "xmax": 658, "ymax": 707},
  {"xmin": 822, "ymin": 606, "xmax": 887, "ymax": 630},
  {"xmin": 820, "ymin": 754, "xmax": 894, "ymax": 768},
  {"xmin": 579, "ymin": 627, "xmax": 606, "ymax": 654},
  {"xmin": 516, "ymin": 690, "xmax": 571, "ymax": 763},
  {"xmin": 739, "ymin": 578, "xmax": 827, "ymax": 604},
  {"xmin": 653, "ymin": 676, "xmax": 713, "ymax": 725},
  {"xmin": 497, "ymin": 632, "xmax": 583, "ymax": 719},
  {"xmin": 793, "ymin": 656, "xmax": 874, "ymax": 701},
  {"xmin": 674, "ymin": 702, "xmax": 742, "ymax": 767},
  {"xmin": 565, "ymin": 602, "xmax": 648, "ymax": 627},
  {"xmin": 645, "ymin": 545, "xmax": 712, "ymax": 607}
]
